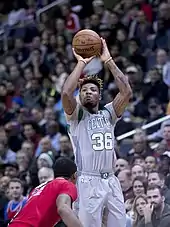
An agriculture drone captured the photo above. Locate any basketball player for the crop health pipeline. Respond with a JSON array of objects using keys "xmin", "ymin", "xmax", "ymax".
[
  {"xmin": 8, "ymin": 157, "xmax": 83, "ymax": 227},
  {"xmin": 62, "ymin": 38, "xmax": 132, "ymax": 227}
]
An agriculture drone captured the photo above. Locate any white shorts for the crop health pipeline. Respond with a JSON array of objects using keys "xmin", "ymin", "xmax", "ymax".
[{"xmin": 74, "ymin": 173, "xmax": 126, "ymax": 227}]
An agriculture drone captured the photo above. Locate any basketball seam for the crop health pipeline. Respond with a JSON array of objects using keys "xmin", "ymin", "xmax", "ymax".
[{"xmin": 74, "ymin": 43, "xmax": 100, "ymax": 46}]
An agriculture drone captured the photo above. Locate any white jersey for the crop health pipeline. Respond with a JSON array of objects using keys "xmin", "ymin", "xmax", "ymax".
[{"xmin": 66, "ymin": 102, "xmax": 118, "ymax": 173}]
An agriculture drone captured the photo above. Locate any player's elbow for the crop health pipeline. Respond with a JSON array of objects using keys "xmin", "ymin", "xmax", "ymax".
[
  {"xmin": 58, "ymin": 204, "xmax": 69, "ymax": 217},
  {"xmin": 125, "ymin": 86, "xmax": 132, "ymax": 99}
]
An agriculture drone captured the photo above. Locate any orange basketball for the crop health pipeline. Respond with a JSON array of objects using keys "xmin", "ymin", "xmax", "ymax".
[{"xmin": 72, "ymin": 29, "xmax": 102, "ymax": 58}]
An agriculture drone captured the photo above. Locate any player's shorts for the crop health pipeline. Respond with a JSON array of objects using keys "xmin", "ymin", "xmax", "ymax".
[{"xmin": 74, "ymin": 172, "xmax": 126, "ymax": 227}]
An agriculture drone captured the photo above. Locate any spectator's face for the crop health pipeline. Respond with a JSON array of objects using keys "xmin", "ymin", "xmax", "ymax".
[
  {"xmin": 41, "ymin": 31, "xmax": 49, "ymax": 45},
  {"xmin": 134, "ymin": 158, "xmax": 146, "ymax": 168},
  {"xmin": 46, "ymin": 97, "xmax": 55, "ymax": 108},
  {"xmin": 24, "ymin": 68, "xmax": 33, "ymax": 81},
  {"xmin": 137, "ymin": 11, "xmax": 146, "ymax": 23},
  {"xmin": 149, "ymin": 70, "xmax": 160, "ymax": 84},
  {"xmin": 133, "ymin": 180, "xmax": 145, "ymax": 196},
  {"xmin": 46, "ymin": 122, "xmax": 58, "ymax": 135},
  {"xmin": 9, "ymin": 182, "xmax": 23, "ymax": 200},
  {"xmin": 44, "ymin": 108, "xmax": 55, "ymax": 121},
  {"xmin": 37, "ymin": 158, "xmax": 49, "ymax": 169},
  {"xmin": 50, "ymin": 35, "xmax": 57, "ymax": 47},
  {"xmin": 91, "ymin": 14, "xmax": 100, "ymax": 27},
  {"xmin": 159, "ymin": 157, "xmax": 170, "ymax": 175},
  {"xmin": 31, "ymin": 79, "xmax": 39, "ymax": 90},
  {"xmin": 16, "ymin": 152, "xmax": 29, "ymax": 170},
  {"xmin": 133, "ymin": 136, "xmax": 146, "ymax": 154},
  {"xmin": 148, "ymin": 173, "xmax": 163, "ymax": 187},
  {"xmin": 0, "ymin": 130, "xmax": 7, "ymax": 145},
  {"xmin": 21, "ymin": 142, "xmax": 34, "ymax": 157},
  {"xmin": 32, "ymin": 36, "xmax": 41, "ymax": 48},
  {"xmin": 110, "ymin": 13, "xmax": 118, "ymax": 25},
  {"xmin": 116, "ymin": 29, "xmax": 127, "ymax": 42},
  {"xmin": 135, "ymin": 197, "xmax": 147, "ymax": 216},
  {"xmin": 110, "ymin": 45, "xmax": 120, "ymax": 58},
  {"xmin": 145, "ymin": 156, "xmax": 156, "ymax": 172},
  {"xmin": 57, "ymin": 36, "xmax": 65, "ymax": 47},
  {"xmin": 147, "ymin": 189, "xmax": 163, "ymax": 209},
  {"xmin": 6, "ymin": 82, "xmax": 15, "ymax": 93},
  {"xmin": 5, "ymin": 167, "xmax": 18, "ymax": 178},
  {"xmin": 9, "ymin": 65, "xmax": 20, "ymax": 79},
  {"xmin": 118, "ymin": 172, "xmax": 132, "ymax": 192},
  {"xmin": 38, "ymin": 169, "xmax": 54, "ymax": 184},
  {"xmin": 93, "ymin": 5, "xmax": 103, "ymax": 16},
  {"xmin": 24, "ymin": 124, "xmax": 35, "ymax": 139},
  {"xmin": 163, "ymin": 126, "xmax": 170, "ymax": 140},
  {"xmin": 55, "ymin": 19, "xmax": 65, "ymax": 32},
  {"xmin": 129, "ymin": 41, "xmax": 138, "ymax": 54},
  {"xmin": 115, "ymin": 159, "xmax": 129, "ymax": 172},
  {"xmin": 31, "ymin": 109, "xmax": 43, "ymax": 122},
  {"xmin": 131, "ymin": 165, "xmax": 145, "ymax": 180},
  {"xmin": 55, "ymin": 63, "xmax": 65, "ymax": 76},
  {"xmin": 15, "ymin": 38, "xmax": 23, "ymax": 49},
  {"xmin": 156, "ymin": 50, "xmax": 167, "ymax": 65},
  {"xmin": 61, "ymin": 5, "xmax": 69, "ymax": 17},
  {"xmin": 40, "ymin": 139, "xmax": 51, "ymax": 152},
  {"xmin": 60, "ymin": 136, "xmax": 71, "ymax": 152},
  {"xmin": 159, "ymin": 3, "xmax": 169, "ymax": 19},
  {"xmin": 5, "ymin": 56, "xmax": 16, "ymax": 67},
  {"xmin": 0, "ymin": 85, "xmax": 7, "ymax": 96},
  {"xmin": 0, "ymin": 176, "xmax": 10, "ymax": 192}
]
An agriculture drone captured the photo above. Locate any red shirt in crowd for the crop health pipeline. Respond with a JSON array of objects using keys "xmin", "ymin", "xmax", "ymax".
[{"xmin": 9, "ymin": 178, "xmax": 77, "ymax": 227}]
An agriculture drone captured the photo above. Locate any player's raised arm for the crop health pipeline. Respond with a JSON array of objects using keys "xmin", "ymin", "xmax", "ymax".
[
  {"xmin": 100, "ymin": 38, "xmax": 132, "ymax": 117},
  {"xmin": 61, "ymin": 49, "xmax": 94, "ymax": 115},
  {"xmin": 56, "ymin": 194, "xmax": 83, "ymax": 227}
]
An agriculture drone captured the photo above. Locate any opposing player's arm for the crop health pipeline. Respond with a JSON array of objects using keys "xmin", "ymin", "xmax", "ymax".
[
  {"xmin": 62, "ymin": 49, "xmax": 94, "ymax": 116},
  {"xmin": 56, "ymin": 194, "xmax": 83, "ymax": 227},
  {"xmin": 100, "ymin": 38, "xmax": 132, "ymax": 117},
  {"xmin": 107, "ymin": 60, "xmax": 132, "ymax": 117}
]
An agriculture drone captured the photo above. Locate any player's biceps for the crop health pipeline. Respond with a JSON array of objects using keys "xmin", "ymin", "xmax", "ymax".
[
  {"xmin": 56, "ymin": 194, "xmax": 72, "ymax": 209},
  {"xmin": 61, "ymin": 93, "xmax": 77, "ymax": 115}
]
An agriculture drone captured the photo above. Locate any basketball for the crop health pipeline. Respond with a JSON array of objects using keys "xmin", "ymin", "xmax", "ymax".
[{"xmin": 72, "ymin": 29, "xmax": 102, "ymax": 58}]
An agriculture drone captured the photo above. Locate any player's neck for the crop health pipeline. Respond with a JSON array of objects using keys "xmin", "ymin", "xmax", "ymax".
[
  {"xmin": 85, "ymin": 106, "xmax": 98, "ymax": 114},
  {"xmin": 13, "ymin": 195, "xmax": 24, "ymax": 202}
]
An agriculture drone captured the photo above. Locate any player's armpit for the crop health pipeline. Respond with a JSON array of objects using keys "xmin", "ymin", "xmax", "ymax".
[
  {"xmin": 112, "ymin": 92, "xmax": 130, "ymax": 117},
  {"xmin": 61, "ymin": 92, "xmax": 77, "ymax": 115},
  {"xmin": 56, "ymin": 194, "xmax": 83, "ymax": 227}
]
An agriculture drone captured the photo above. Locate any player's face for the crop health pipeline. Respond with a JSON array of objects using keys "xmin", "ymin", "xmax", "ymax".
[
  {"xmin": 9, "ymin": 182, "xmax": 23, "ymax": 200},
  {"xmin": 80, "ymin": 83, "xmax": 100, "ymax": 109}
]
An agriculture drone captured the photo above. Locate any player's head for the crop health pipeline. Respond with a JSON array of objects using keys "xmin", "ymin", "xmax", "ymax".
[
  {"xmin": 79, "ymin": 75, "xmax": 103, "ymax": 110},
  {"xmin": 53, "ymin": 157, "xmax": 77, "ymax": 184}
]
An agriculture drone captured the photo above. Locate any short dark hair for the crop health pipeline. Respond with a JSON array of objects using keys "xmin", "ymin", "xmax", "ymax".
[
  {"xmin": 79, "ymin": 75, "xmax": 103, "ymax": 94},
  {"xmin": 9, "ymin": 178, "xmax": 23, "ymax": 188},
  {"xmin": 147, "ymin": 184, "xmax": 164, "ymax": 196},
  {"xmin": 54, "ymin": 157, "xmax": 77, "ymax": 178},
  {"xmin": 148, "ymin": 171, "xmax": 165, "ymax": 180}
]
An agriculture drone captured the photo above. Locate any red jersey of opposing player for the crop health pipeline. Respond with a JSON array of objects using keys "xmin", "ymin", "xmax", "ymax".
[{"xmin": 9, "ymin": 177, "xmax": 77, "ymax": 227}]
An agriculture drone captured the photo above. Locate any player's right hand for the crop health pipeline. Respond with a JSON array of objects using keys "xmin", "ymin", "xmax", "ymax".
[{"xmin": 72, "ymin": 48, "xmax": 95, "ymax": 64}]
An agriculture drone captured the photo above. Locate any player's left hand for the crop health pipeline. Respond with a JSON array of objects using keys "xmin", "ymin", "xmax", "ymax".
[
  {"xmin": 100, "ymin": 37, "xmax": 111, "ymax": 62},
  {"xmin": 72, "ymin": 48, "xmax": 95, "ymax": 64}
]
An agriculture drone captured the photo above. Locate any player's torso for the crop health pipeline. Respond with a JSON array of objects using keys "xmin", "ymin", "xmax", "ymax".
[
  {"xmin": 11, "ymin": 180, "xmax": 61, "ymax": 227},
  {"xmin": 70, "ymin": 110, "xmax": 116, "ymax": 172}
]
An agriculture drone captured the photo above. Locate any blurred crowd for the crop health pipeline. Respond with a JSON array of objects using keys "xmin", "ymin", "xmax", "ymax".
[{"xmin": 0, "ymin": 0, "xmax": 170, "ymax": 226}]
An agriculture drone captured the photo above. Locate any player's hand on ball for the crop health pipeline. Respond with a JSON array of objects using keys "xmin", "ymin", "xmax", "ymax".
[
  {"xmin": 100, "ymin": 37, "xmax": 111, "ymax": 62},
  {"xmin": 72, "ymin": 48, "xmax": 95, "ymax": 64}
]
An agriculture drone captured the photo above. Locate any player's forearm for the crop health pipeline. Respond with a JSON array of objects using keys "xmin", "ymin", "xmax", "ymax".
[
  {"xmin": 58, "ymin": 205, "xmax": 83, "ymax": 227},
  {"xmin": 106, "ymin": 60, "xmax": 132, "ymax": 96},
  {"xmin": 62, "ymin": 61, "xmax": 85, "ymax": 95}
]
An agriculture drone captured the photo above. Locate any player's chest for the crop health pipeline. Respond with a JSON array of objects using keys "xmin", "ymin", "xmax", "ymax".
[{"xmin": 85, "ymin": 114, "xmax": 112, "ymax": 132}]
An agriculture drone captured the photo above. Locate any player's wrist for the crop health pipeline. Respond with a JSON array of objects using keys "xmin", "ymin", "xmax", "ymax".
[
  {"xmin": 78, "ymin": 59, "xmax": 87, "ymax": 66},
  {"xmin": 104, "ymin": 57, "xmax": 112, "ymax": 65}
]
